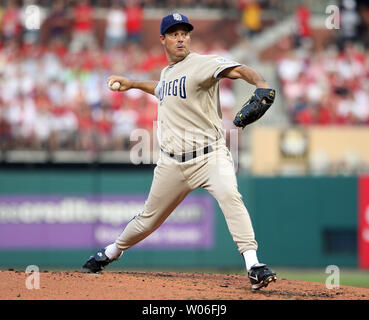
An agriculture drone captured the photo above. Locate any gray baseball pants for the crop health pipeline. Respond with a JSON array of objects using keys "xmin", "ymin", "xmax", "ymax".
[{"xmin": 115, "ymin": 144, "xmax": 258, "ymax": 254}]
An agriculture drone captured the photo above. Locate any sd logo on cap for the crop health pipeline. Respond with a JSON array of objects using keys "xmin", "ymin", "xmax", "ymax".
[{"xmin": 160, "ymin": 13, "xmax": 194, "ymax": 35}]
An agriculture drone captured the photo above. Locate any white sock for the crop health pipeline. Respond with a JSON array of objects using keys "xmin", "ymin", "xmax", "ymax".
[
  {"xmin": 105, "ymin": 243, "xmax": 123, "ymax": 260},
  {"xmin": 243, "ymin": 250, "xmax": 259, "ymax": 271}
]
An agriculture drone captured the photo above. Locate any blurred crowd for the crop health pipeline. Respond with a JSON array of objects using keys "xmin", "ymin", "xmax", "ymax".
[
  {"xmin": 278, "ymin": 43, "xmax": 369, "ymax": 125},
  {"xmin": 277, "ymin": 0, "xmax": 369, "ymax": 126},
  {"xmin": 0, "ymin": 42, "xmax": 162, "ymax": 152},
  {"xmin": 0, "ymin": 0, "xmax": 146, "ymax": 50},
  {"xmin": 0, "ymin": 0, "xmax": 237, "ymax": 152},
  {"xmin": 1, "ymin": 0, "xmax": 369, "ymax": 155},
  {"xmin": 0, "ymin": 0, "xmax": 277, "ymax": 48}
]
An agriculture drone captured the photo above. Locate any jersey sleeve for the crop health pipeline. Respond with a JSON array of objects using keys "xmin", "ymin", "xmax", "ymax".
[
  {"xmin": 212, "ymin": 56, "xmax": 242, "ymax": 78},
  {"xmin": 197, "ymin": 54, "xmax": 242, "ymax": 87},
  {"xmin": 206, "ymin": 55, "xmax": 241, "ymax": 78},
  {"xmin": 154, "ymin": 81, "xmax": 161, "ymax": 99},
  {"xmin": 155, "ymin": 68, "xmax": 167, "ymax": 99}
]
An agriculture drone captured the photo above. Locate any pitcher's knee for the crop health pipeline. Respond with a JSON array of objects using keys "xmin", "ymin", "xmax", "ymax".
[
  {"xmin": 115, "ymin": 217, "xmax": 158, "ymax": 250},
  {"xmin": 216, "ymin": 186, "xmax": 242, "ymax": 204}
]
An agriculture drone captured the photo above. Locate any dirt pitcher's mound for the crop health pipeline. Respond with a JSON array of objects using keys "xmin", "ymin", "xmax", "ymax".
[{"xmin": 1, "ymin": 270, "xmax": 368, "ymax": 300}]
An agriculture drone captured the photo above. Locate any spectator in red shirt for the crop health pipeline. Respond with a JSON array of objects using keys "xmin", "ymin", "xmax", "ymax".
[
  {"xmin": 69, "ymin": 0, "xmax": 97, "ymax": 53},
  {"xmin": 125, "ymin": 0, "xmax": 143, "ymax": 44},
  {"xmin": 293, "ymin": 4, "xmax": 312, "ymax": 48},
  {"xmin": 1, "ymin": 0, "xmax": 22, "ymax": 44}
]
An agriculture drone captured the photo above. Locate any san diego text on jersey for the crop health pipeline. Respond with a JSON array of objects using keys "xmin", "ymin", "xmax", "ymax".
[{"xmin": 158, "ymin": 76, "xmax": 187, "ymax": 101}]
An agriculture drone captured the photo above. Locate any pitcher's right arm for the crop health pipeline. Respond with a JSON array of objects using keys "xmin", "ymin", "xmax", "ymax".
[{"xmin": 107, "ymin": 75, "xmax": 158, "ymax": 96}]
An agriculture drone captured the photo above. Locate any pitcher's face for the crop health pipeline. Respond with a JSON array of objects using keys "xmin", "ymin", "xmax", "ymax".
[{"xmin": 160, "ymin": 25, "xmax": 191, "ymax": 64}]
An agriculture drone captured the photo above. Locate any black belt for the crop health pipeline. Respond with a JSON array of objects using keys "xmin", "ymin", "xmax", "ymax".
[{"xmin": 161, "ymin": 146, "xmax": 213, "ymax": 162}]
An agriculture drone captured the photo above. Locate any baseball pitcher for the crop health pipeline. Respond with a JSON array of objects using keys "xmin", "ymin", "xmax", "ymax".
[{"xmin": 82, "ymin": 13, "xmax": 276, "ymax": 290}]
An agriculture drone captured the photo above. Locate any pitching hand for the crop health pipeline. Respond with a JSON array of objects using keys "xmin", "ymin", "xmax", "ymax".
[{"xmin": 107, "ymin": 75, "xmax": 132, "ymax": 92}]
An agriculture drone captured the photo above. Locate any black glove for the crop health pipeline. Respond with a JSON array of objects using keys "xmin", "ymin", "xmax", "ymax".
[{"xmin": 233, "ymin": 88, "xmax": 275, "ymax": 129}]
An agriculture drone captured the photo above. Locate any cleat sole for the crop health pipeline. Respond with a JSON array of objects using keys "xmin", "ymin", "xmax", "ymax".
[
  {"xmin": 251, "ymin": 275, "xmax": 277, "ymax": 291},
  {"xmin": 80, "ymin": 266, "xmax": 103, "ymax": 274}
]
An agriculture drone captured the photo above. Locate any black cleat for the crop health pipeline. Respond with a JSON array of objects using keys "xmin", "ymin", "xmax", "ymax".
[
  {"xmin": 81, "ymin": 249, "xmax": 114, "ymax": 273},
  {"xmin": 248, "ymin": 263, "xmax": 277, "ymax": 290}
]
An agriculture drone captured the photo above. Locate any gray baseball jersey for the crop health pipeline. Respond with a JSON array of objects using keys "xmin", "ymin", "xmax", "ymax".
[{"xmin": 154, "ymin": 52, "xmax": 241, "ymax": 154}]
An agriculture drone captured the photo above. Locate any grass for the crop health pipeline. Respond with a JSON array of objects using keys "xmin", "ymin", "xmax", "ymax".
[{"xmin": 273, "ymin": 268, "xmax": 369, "ymax": 289}]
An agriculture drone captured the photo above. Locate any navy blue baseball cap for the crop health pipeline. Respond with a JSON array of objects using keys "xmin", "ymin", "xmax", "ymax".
[{"xmin": 160, "ymin": 13, "xmax": 194, "ymax": 35}]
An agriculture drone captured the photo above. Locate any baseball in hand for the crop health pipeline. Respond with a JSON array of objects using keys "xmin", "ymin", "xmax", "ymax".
[{"xmin": 109, "ymin": 80, "xmax": 121, "ymax": 91}]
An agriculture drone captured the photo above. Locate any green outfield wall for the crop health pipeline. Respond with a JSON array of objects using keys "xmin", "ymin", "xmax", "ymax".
[{"xmin": 0, "ymin": 169, "xmax": 358, "ymax": 269}]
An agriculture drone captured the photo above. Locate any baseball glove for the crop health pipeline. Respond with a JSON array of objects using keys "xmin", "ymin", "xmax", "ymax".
[{"xmin": 233, "ymin": 88, "xmax": 275, "ymax": 129}]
